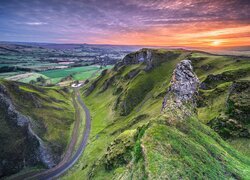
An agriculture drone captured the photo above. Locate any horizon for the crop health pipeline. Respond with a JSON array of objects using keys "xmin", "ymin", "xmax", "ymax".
[{"xmin": 0, "ymin": 0, "xmax": 249, "ymax": 49}]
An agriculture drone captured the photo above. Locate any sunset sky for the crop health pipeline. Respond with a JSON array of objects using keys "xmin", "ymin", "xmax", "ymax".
[{"xmin": 0, "ymin": 0, "xmax": 249, "ymax": 49}]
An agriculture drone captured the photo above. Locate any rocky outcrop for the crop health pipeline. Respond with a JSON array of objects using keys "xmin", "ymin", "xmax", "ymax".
[
  {"xmin": 209, "ymin": 115, "xmax": 249, "ymax": 138},
  {"xmin": 162, "ymin": 60, "xmax": 200, "ymax": 119},
  {"xmin": 101, "ymin": 75, "xmax": 116, "ymax": 92},
  {"xmin": 0, "ymin": 84, "xmax": 55, "ymax": 177},
  {"xmin": 122, "ymin": 49, "xmax": 179, "ymax": 71},
  {"xmin": 122, "ymin": 49, "xmax": 152, "ymax": 65},
  {"xmin": 122, "ymin": 49, "xmax": 153, "ymax": 71},
  {"xmin": 124, "ymin": 69, "xmax": 140, "ymax": 80},
  {"xmin": 209, "ymin": 81, "xmax": 250, "ymax": 138}
]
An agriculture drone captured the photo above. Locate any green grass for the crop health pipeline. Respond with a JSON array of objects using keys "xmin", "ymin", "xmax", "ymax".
[
  {"xmin": 19, "ymin": 73, "xmax": 49, "ymax": 83},
  {"xmin": 140, "ymin": 117, "xmax": 250, "ymax": 179},
  {"xmin": 228, "ymin": 138, "xmax": 250, "ymax": 157},
  {"xmin": 197, "ymin": 82, "xmax": 231, "ymax": 123},
  {"xmin": 41, "ymin": 65, "xmax": 113, "ymax": 83}
]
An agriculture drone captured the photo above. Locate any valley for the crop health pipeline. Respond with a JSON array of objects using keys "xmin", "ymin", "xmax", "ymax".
[
  {"xmin": 0, "ymin": 42, "xmax": 136, "ymax": 85},
  {"xmin": 0, "ymin": 48, "xmax": 250, "ymax": 179}
]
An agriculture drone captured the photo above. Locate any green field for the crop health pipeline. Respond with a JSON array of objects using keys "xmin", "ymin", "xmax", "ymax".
[
  {"xmin": 41, "ymin": 65, "xmax": 113, "ymax": 83},
  {"xmin": 1, "ymin": 65, "xmax": 114, "ymax": 85}
]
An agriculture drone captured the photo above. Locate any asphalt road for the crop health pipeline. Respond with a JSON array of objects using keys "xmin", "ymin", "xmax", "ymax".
[{"xmin": 24, "ymin": 87, "xmax": 91, "ymax": 180}]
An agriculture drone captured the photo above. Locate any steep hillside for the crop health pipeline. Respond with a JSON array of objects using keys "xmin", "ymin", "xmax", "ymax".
[
  {"xmin": 64, "ymin": 49, "xmax": 250, "ymax": 179},
  {"xmin": 0, "ymin": 80, "xmax": 75, "ymax": 177},
  {"xmin": 190, "ymin": 52, "xmax": 250, "ymax": 156}
]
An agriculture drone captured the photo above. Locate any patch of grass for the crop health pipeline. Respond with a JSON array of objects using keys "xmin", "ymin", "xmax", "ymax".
[
  {"xmin": 141, "ymin": 117, "xmax": 250, "ymax": 179},
  {"xmin": 41, "ymin": 65, "xmax": 113, "ymax": 83},
  {"xmin": 228, "ymin": 138, "xmax": 250, "ymax": 157}
]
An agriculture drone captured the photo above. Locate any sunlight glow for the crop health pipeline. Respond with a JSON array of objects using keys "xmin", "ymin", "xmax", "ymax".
[{"xmin": 211, "ymin": 40, "xmax": 222, "ymax": 46}]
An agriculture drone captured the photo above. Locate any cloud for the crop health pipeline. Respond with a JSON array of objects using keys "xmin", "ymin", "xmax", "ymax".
[
  {"xmin": 0, "ymin": 0, "xmax": 249, "ymax": 48},
  {"xmin": 25, "ymin": 22, "xmax": 48, "ymax": 26}
]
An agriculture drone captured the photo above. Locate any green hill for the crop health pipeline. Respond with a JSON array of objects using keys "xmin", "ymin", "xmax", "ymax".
[
  {"xmin": 64, "ymin": 49, "xmax": 250, "ymax": 179},
  {"xmin": 0, "ymin": 80, "xmax": 75, "ymax": 177}
]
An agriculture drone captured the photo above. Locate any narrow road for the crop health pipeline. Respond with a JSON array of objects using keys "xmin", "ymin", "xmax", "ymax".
[{"xmin": 22, "ymin": 87, "xmax": 91, "ymax": 180}]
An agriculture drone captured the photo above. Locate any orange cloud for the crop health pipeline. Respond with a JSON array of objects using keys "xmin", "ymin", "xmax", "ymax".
[{"xmin": 90, "ymin": 22, "xmax": 250, "ymax": 49}]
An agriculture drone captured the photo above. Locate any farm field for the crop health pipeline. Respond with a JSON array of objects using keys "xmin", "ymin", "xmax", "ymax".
[
  {"xmin": 2, "ymin": 65, "xmax": 113, "ymax": 85},
  {"xmin": 41, "ymin": 65, "xmax": 113, "ymax": 83},
  {"xmin": 5, "ymin": 72, "xmax": 48, "ymax": 83}
]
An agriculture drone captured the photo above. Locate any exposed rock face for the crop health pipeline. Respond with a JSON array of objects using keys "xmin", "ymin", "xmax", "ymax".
[
  {"xmin": 85, "ymin": 69, "xmax": 108, "ymax": 96},
  {"xmin": 101, "ymin": 75, "xmax": 116, "ymax": 92},
  {"xmin": 162, "ymin": 60, "xmax": 200, "ymax": 119},
  {"xmin": 123, "ymin": 49, "xmax": 152, "ymax": 65},
  {"xmin": 0, "ymin": 84, "xmax": 55, "ymax": 177},
  {"xmin": 124, "ymin": 69, "xmax": 140, "ymax": 80},
  {"xmin": 122, "ymin": 48, "xmax": 178, "ymax": 71}
]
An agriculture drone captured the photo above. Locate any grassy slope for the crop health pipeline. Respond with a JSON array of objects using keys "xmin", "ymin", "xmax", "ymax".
[
  {"xmin": 190, "ymin": 53, "xmax": 250, "ymax": 123},
  {"xmin": 64, "ymin": 50, "xmax": 250, "ymax": 179},
  {"xmin": 0, "ymin": 80, "xmax": 75, "ymax": 161},
  {"xmin": 190, "ymin": 53, "xmax": 250, "ymax": 155},
  {"xmin": 139, "ymin": 117, "xmax": 250, "ymax": 179}
]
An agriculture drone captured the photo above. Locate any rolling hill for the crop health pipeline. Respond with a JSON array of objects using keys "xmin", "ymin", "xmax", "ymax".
[{"xmin": 64, "ymin": 49, "xmax": 250, "ymax": 179}]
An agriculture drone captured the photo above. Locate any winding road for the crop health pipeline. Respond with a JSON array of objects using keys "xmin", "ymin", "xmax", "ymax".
[{"xmin": 17, "ymin": 87, "xmax": 91, "ymax": 180}]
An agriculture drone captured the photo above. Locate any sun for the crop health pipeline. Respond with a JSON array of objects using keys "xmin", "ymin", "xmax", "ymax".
[{"xmin": 210, "ymin": 40, "xmax": 222, "ymax": 46}]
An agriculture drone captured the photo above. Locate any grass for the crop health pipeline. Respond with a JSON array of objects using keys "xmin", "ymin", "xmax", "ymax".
[
  {"xmin": 197, "ymin": 82, "xmax": 231, "ymax": 123},
  {"xmin": 140, "ymin": 117, "xmax": 250, "ymax": 179},
  {"xmin": 41, "ymin": 65, "xmax": 113, "ymax": 83},
  {"xmin": 11, "ymin": 73, "xmax": 49, "ymax": 83},
  {"xmin": 228, "ymin": 138, "xmax": 250, "ymax": 157}
]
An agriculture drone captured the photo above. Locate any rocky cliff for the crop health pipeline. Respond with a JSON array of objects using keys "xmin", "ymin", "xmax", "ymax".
[
  {"xmin": 162, "ymin": 60, "xmax": 200, "ymax": 120},
  {"xmin": 0, "ymin": 84, "xmax": 56, "ymax": 177},
  {"xmin": 121, "ymin": 48, "xmax": 181, "ymax": 71}
]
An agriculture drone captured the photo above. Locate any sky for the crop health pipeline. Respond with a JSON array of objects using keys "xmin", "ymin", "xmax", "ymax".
[{"xmin": 0, "ymin": 0, "xmax": 249, "ymax": 49}]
